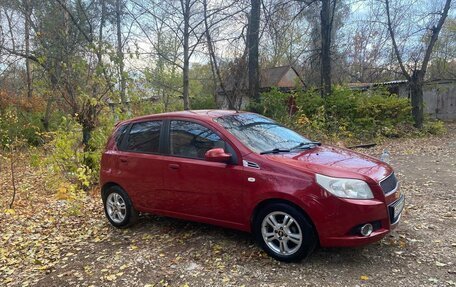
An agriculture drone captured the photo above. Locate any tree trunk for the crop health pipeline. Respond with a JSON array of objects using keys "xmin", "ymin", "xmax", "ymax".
[
  {"xmin": 410, "ymin": 70, "xmax": 424, "ymax": 129},
  {"xmin": 82, "ymin": 122, "xmax": 96, "ymax": 171},
  {"xmin": 248, "ymin": 0, "xmax": 261, "ymax": 102},
  {"xmin": 9, "ymin": 154, "xmax": 17, "ymax": 209},
  {"xmin": 320, "ymin": 0, "xmax": 332, "ymax": 97},
  {"xmin": 82, "ymin": 123, "xmax": 93, "ymax": 148},
  {"xmin": 42, "ymin": 96, "xmax": 53, "ymax": 131},
  {"xmin": 116, "ymin": 0, "xmax": 128, "ymax": 112},
  {"xmin": 24, "ymin": 0, "xmax": 32, "ymax": 98},
  {"xmin": 182, "ymin": 0, "xmax": 191, "ymax": 110}
]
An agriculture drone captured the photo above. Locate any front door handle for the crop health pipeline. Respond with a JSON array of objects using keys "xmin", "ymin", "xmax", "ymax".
[
  {"xmin": 169, "ymin": 163, "xmax": 180, "ymax": 170},
  {"xmin": 119, "ymin": 157, "xmax": 128, "ymax": 163}
]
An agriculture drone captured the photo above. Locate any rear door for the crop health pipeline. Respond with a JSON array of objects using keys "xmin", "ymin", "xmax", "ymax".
[
  {"xmin": 160, "ymin": 119, "xmax": 246, "ymax": 225},
  {"xmin": 117, "ymin": 120, "xmax": 166, "ymax": 211}
]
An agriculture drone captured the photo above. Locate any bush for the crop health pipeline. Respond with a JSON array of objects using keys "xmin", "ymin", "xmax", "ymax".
[
  {"xmin": 255, "ymin": 86, "xmax": 415, "ymax": 142},
  {"xmin": 0, "ymin": 106, "xmax": 44, "ymax": 147},
  {"xmin": 422, "ymin": 120, "xmax": 446, "ymax": 135},
  {"xmin": 42, "ymin": 113, "xmax": 115, "ymax": 191}
]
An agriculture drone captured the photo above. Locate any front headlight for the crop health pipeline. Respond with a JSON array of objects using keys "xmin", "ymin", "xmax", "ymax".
[{"xmin": 316, "ymin": 174, "xmax": 374, "ymax": 199}]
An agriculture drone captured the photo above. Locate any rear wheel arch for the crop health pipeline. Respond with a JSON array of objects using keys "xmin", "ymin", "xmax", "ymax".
[
  {"xmin": 102, "ymin": 183, "xmax": 139, "ymax": 228},
  {"xmin": 101, "ymin": 182, "xmax": 124, "ymax": 201}
]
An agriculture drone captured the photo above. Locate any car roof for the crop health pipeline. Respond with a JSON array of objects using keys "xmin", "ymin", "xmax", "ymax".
[{"xmin": 117, "ymin": 110, "xmax": 246, "ymax": 126}]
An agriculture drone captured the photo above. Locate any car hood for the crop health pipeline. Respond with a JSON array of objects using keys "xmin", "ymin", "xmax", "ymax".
[{"xmin": 263, "ymin": 145, "xmax": 392, "ymax": 182}]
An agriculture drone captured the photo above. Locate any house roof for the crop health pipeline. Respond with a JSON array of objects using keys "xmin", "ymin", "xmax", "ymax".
[
  {"xmin": 348, "ymin": 79, "xmax": 456, "ymax": 91},
  {"xmin": 219, "ymin": 65, "xmax": 305, "ymax": 93},
  {"xmin": 260, "ymin": 66, "xmax": 304, "ymax": 88},
  {"xmin": 348, "ymin": 80, "xmax": 409, "ymax": 90}
]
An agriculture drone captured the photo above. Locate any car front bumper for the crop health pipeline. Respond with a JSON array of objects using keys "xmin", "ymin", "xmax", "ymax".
[{"xmin": 316, "ymin": 193, "xmax": 405, "ymax": 248}]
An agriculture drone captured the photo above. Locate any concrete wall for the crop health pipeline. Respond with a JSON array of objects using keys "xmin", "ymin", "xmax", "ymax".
[
  {"xmin": 423, "ymin": 81, "xmax": 456, "ymax": 121},
  {"xmin": 396, "ymin": 80, "xmax": 456, "ymax": 121}
]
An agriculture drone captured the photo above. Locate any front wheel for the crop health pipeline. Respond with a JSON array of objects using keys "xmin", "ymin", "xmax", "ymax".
[
  {"xmin": 253, "ymin": 203, "xmax": 317, "ymax": 262},
  {"xmin": 103, "ymin": 186, "xmax": 138, "ymax": 228}
]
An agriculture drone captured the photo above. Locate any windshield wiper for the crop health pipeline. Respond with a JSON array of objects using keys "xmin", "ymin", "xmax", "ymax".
[
  {"xmin": 260, "ymin": 142, "xmax": 321, "ymax": 155},
  {"xmin": 260, "ymin": 148, "xmax": 291, "ymax": 155},
  {"xmin": 290, "ymin": 141, "xmax": 321, "ymax": 151}
]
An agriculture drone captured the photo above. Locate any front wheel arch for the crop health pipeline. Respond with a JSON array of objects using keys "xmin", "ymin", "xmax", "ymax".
[
  {"xmin": 251, "ymin": 198, "xmax": 320, "ymax": 245},
  {"xmin": 252, "ymin": 200, "xmax": 318, "ymax": 261}
]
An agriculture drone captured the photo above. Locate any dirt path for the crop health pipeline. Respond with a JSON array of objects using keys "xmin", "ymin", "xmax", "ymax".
[{"xmin": 2, "ymin": 125, "xmax": 455, "ymax": 287}]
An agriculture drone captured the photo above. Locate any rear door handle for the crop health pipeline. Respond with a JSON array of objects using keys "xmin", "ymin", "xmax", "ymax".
[
  {"xmin": 119, "ymin": 157, "xmax": 128, "ymax": 163},
  {"xmin": 169, "ymin": 163, "xmax": 180, "ymax": 170}
]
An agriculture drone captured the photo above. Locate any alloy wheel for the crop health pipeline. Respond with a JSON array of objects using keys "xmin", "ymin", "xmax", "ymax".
[
  {"xmin": 261, "ymin": 211, "xmax": 303, "ymax": 255},
  {"xmin": 106, "ymin": 192, "xmax": 127, "ymax": 224}
]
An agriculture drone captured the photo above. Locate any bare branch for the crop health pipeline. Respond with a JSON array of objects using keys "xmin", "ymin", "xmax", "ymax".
[{"xmin": 385, "ymin": 0, "xmax": 411, "ymax": 80}]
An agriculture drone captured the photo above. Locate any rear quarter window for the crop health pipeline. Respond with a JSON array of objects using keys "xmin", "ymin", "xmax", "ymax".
[{"xmin": 114, "ymin": 124, "xmax": 128, "ymax": 148}]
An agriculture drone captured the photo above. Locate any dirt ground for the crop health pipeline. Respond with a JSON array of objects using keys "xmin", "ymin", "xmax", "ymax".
[{"xmin": 1, "ymin": 125, "xmax": 455, "ymax": 287}]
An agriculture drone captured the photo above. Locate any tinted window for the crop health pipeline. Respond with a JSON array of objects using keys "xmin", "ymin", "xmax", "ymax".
[
  {"xmin": 114, "ymin": 124, "xmax": 128, "ymax": 147},
  {"xmin": 126, "ymin": 121, "xmax": 162, "ymax": 153},
  {"xmin": 215, "ymin": 113, "xmax": 312, "ymax": 154},
  {"xmin": 170, "ymin": 120, "xmax": 224, "ymax": 159}
]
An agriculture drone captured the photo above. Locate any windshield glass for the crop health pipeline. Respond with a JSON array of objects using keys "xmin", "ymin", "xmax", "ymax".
[{"xmin": 215, "ymin": 113, "xmax": 313, "ymax": 154}]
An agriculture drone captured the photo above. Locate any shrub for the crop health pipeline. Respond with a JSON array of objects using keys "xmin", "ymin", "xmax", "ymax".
[
  {"xmin": 422, "ymin": 120, "xmax": 446, "ymax": 135},
  {"xmin": 42, "ymin": 114, "xmax": 115, "ymax": 191},
  {"xmin": 256, "ymin": 86, "xmax": 415, "ymax": 142},
  {"xmin": 0, "ymin": 106, "xmax": 44, "ymax": 147}
]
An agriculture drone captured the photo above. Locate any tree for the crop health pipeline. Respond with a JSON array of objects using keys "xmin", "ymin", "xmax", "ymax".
[
  {"xmin": 292, "ymin": 0, "xmax": 345, "ymax": 94},
  {"xmin": 320, "ymin": 0, "xmax": 333, "ymax": 96},
  {"xmin": 340, "ymin": 2, "xmax": 392, "ymax": 83},
  {"xmin": 0, "ymin": 0, "xmax": 118, "ymax": 145},
  {"xmin": 385, "ymin": 0, "xmax": 452, "ymax": 128},
  {"xmin": 261, "ymin": 0, "xmax": 312, "ymax": 67},
  {"xmin": 23, "ymin": 0, "xmax": 33, "ymax": 98},
  {"xmin": 115, "ymin": 0, "xmax": 128, "ymax": 112},
  {"xmin": 427, "ymin": 18, "xmax": 456, "ymax": 79},
  {"xmin": 248, "ymin": 0, "xmax": 261, "ymax": 102}
]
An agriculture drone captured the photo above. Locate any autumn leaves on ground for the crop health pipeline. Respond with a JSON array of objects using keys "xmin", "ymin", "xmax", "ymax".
[{"xmin": 1, "ymin": 125, "xmax": 455, "ymax": 287}]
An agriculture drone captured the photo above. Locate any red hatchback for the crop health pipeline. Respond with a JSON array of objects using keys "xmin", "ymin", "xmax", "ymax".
[{"xmin": 100, "ymin": 110, "xmax": 404, "ymax": 261}]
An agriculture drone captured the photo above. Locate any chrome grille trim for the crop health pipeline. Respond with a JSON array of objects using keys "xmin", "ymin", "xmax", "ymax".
[
  {"xmin": 243, "ymin": 160, "xmax": 260, "ymax": 169},
  {"xmin": 380, "ymin": 172, "xmax": 399, "ymax": 195}
]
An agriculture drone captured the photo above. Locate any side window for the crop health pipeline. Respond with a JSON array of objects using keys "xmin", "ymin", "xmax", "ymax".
[
  {"xmin": 114, "ymin": 124, "xmax": 128, "ymax": 147},
  {"xmin": 170, "ymin": 120, "xmax": 224, "ymax": 159},
  {"xmin": 125, "ymin": 121, "xmax": 162, "ymax": 153}
]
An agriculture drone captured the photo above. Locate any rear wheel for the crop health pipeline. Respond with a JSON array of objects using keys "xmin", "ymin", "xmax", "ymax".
[
  {"xmin": 254, "ymin": 203, "xmax": 317, "ymax": 262},
  {"xmin": 103, "ymin": 186, "xmax": 138, "ymax": 228}
]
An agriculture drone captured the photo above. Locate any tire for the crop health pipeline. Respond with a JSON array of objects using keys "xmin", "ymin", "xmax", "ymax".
[
  {"xmin": 253, "ymin": 202, "xmax": 317, "ymax": 262},
  {"xmin": 102, "ymin": 185, "xmax": 138, "ymax": 228}
]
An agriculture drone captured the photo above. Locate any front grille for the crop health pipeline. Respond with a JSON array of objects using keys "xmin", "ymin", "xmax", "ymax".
[{"xmin": 380, "ymin": 172, "xmax": 398, "ymax": 194}]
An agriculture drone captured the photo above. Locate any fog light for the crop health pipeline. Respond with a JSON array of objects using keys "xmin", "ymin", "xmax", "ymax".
[{"xmin": 360, "ymin": 223, "xmax": 373, "ymax": 237}]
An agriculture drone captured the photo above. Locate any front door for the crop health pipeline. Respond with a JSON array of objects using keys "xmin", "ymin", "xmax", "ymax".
[{"xmin": 161, "ymin": 120, "xmax": 246, "ymax": 225}]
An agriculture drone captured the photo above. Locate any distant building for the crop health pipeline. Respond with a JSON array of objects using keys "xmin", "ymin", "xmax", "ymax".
[
  {"xmin": 348, "ymin": 79, "xmax": 456, "ymax": 121},
  {"xmin": 216, "ymin": 65, "xmax": 305, "ymax": 109}
]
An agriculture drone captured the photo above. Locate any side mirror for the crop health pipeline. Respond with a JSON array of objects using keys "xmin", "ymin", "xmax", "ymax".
[{"xmin": 205, "ymin": 148, "xmax": 231, "ymax": 163}]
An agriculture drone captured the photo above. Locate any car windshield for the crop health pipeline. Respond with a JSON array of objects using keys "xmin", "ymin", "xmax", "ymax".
[{"xmin": 215, "ymin": 113, "xmax": 314, "ymax": 154}]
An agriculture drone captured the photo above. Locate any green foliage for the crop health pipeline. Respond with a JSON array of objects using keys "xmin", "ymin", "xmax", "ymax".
[
  {"xmin": 189, "ymin": 63, "xmax": 216, "ymax": 109},
  {"xmin": 422, "ymin": 120, "xmax": 446, "ymax": 135},
  {"xmin": 0, "ymin": 106, "xmax": 43, "ymax": 147},
  {"xmin": 253, "ymin": 87, "xmax": 292, "ymax": 121},
  {"xmin": 43, "ymin": 115, "xmax": 111, "ymax": 191},
  {"xmin": 256, "ymin": 86, "xmax": 415, "ymax": 142}
]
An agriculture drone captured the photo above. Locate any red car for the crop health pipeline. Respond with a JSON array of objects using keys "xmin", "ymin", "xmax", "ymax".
[{"xmin": 100, "ymin": 110, "xmax": 404, "ymax": 261}]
